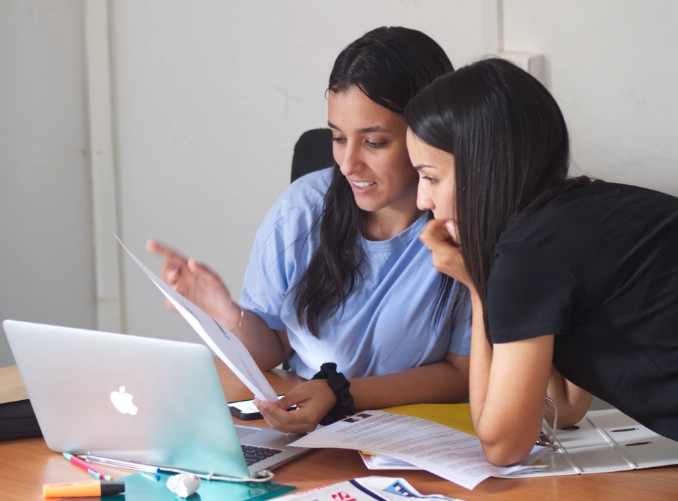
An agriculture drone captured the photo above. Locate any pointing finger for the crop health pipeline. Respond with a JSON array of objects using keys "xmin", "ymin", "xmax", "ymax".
[{"xmin": 146, "ymin": 239, "xmax": 188, "ymax": 266}]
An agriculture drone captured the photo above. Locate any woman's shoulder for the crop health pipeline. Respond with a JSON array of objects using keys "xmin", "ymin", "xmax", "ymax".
[
  {"xmin": 275, "ymin": 167, "xmax": 333, "ymax": 213},
  {"xmin": 499, "ymin": 181, "xmax": 678, "ymax": 251},
  {"xmin": 610, "ymin": 182, "xmax": 678, "ymax": 208},
  {"xmin": 256, "ymin": 168, "xmax": 332, "ymax": 240},
  {"xmin": 536, "ymin": 181, "xmax": 677, "ymax": 223}
]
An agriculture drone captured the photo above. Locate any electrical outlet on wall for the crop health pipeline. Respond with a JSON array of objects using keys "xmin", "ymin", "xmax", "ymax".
[{"xmin": 499, "ymin": 52, "xmax": 544, "ymax": 84}]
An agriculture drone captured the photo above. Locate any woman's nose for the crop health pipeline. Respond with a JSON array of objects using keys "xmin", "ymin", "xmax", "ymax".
[
  {"xmin": 417, "ymin": 185, "xmax": 433, "ymax": 211},
  {"xmin": 337, "ymin": 142, "xmax": 363, "ymax": 177}
]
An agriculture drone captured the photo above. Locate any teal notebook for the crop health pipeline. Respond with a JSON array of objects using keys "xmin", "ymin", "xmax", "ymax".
[{"xmin": 117, "ymin": 472, "xmax": 296, "ymax": 501}]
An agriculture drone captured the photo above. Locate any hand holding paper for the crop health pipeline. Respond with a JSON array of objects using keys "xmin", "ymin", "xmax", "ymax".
[
  {"xmin": 117, "ymin": 237, "xmax": 278, "ymax": 402},
  {"xmin": 255, "ymin": 379, "xmax": 338, "ymax": 433}
]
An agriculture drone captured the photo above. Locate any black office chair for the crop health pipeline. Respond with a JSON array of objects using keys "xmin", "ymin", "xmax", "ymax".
[{"xmin": 290, "ymin": 128, "xmax": 335, "ymax": 183}]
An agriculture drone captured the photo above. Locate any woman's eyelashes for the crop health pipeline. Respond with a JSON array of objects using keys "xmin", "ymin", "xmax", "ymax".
[
  {"xmin": 331, "ymin": 136, "xmax": 388, "ymax": 149},
  {"xmin": 365, "ymin": 140, "xmax": 388, "ymax": 149},
  {"xmin": 420, "ymin": 174, "xmax": 437, "ymax": 184}
]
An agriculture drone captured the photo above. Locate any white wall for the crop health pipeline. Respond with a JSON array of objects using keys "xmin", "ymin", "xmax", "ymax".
[
  {"xmin": 110, "ymin": 0, "xmax": 486, "ymax": 343},
  {"xmin": 0, "ymin": 1, "xmax": 96, "ymax": 366},
  {"xmin": 503, "ymin": 0, "xmax": 678, "ymax": 193}
]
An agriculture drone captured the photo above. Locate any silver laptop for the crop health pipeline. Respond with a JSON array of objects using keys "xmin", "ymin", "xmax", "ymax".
[{"xmin": 3, "ymin": 319, "xmax": 308, "ymax": 477}]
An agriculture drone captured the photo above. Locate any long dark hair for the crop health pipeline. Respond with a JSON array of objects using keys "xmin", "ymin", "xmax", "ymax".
[
  {"xmin": 294, "ymin": 26, "xmax": 454, "ymax": 337},
  {"xmin": 405, "ymin": 58, "xmax": 587, "ymax": 337}
]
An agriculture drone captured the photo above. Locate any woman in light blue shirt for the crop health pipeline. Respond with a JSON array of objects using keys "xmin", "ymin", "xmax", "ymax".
[{"xmin": 149, "ymin": 27, "xmax": 470, "ymax": 433}]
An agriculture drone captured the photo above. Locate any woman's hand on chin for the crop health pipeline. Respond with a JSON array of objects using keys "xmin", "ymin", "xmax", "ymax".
[{"xmin": 420, "ymin": 219, "xmax": 472, "ymax": 287}]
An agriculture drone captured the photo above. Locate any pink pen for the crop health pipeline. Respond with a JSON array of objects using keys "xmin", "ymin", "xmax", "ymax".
[{"xmin": 62, "ymin": 453, "xmax": 114, "ymax": 481}]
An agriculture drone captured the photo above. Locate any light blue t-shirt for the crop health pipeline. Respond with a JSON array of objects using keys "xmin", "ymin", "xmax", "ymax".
[{"xmin": 240, "ymin": 168, "xmax": 471, "ymax": 380}]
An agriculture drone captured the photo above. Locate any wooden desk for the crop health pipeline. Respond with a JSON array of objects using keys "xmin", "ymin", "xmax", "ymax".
[{"xmin": 2, "ymin": 362, "xmax": 677, "ymax": 501}]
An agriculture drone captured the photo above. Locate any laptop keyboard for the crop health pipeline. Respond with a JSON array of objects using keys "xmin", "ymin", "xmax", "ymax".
[{"xmin": 241, "ymin": 445, "xmax": 283, "ymax": 466}]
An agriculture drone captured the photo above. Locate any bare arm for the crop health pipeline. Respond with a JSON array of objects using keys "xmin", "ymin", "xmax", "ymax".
[
  {"xmin": 545, "ymin": 366, "xmax": 594, "ymax": 428},
  {"xmin": 233, "ymin": 313, "xmax": 293, "ymax": 371},
  {"xmin": 257, "ymin": 351, "xmax": 469, "ymax": 433},
  {"xmin": 468, "ymin": 292, "xmax": 595, "ymax": 465},
  {"xmin": 468, "ymin": 292, "xmax": 552, "ymax": 466},
  {"xmin": 349, "ymin": 351, "xmax": 469, "ymax": 409},
  {"xmin": 419, "ymin": 220, "xmax": 590, "ymax": 466},
  {"xmin": 146, "ymin": 239, "xmax": 292, "ymax": 370}
]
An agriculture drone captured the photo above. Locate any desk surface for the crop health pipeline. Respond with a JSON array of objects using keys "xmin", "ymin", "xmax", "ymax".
[{"xmin": 2, "ymin": 362, "xmax": 677, "ymax": 501}]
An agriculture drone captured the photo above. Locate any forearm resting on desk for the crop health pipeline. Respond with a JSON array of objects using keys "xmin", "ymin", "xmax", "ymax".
[
  {"xmin": 349, "ymin": 351, "xmax": 470, "ymax": 410},
  {"xmin": 255, "ymin": 352, "xmax": 468, "ymax": 434}
]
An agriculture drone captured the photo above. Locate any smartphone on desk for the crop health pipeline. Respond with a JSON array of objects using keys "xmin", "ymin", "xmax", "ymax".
[{"xmin": 228, "ymin": 395, "xmax": 295, "ymax": 420}]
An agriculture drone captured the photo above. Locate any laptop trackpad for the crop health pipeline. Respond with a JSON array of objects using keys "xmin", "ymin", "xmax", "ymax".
[
  {"xmin": 235, "ymin": 425, "xmax": 262, "ymax": 440},
  {"xmin": 235, "ymin": 425, "xmax": 306, "ymax": 448}
]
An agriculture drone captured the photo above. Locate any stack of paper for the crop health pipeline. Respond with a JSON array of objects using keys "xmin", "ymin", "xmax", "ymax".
[
  {"xmin": 289, "ymin": 410, "xmax": 547, "ymax": 490},
  {"xmin": 340, "ymin": 404, "xmax": 678, "ymax": 482}
]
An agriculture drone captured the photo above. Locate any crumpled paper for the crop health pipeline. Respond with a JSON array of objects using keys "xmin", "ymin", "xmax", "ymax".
[{"xmin": 166, "ymin": 472, "xmax": 201, "ymax": 498}]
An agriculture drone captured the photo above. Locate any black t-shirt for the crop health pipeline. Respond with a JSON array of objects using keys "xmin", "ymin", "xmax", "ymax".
[{"xmin": 488, "ymin": 182, "xmax": 678, "ymax": 440}]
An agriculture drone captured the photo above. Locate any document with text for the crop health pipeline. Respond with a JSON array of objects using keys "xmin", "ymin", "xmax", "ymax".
[
  {"xmin": 117, "ymin": 237, "xmax": 278, "ymax": 402},
  {"xmin": 289, "ymin": 410, "xmax": 547, "ymax": 490},
  {"xmin": 274, "ymin": 476, "xmax": 464, "ymax": 501}
]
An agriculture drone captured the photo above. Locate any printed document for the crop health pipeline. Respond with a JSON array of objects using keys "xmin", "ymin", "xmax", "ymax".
[
  {"xmin": 289, "ymin": 410, "xmax": 546, "ymax": 490},
  {"xmin": 274, "ymin": 476, "xmax": 465, "ymax": 501},
  {"xmin": 117, "ymin": 237, "xmax": 278, "ymax": 402}
]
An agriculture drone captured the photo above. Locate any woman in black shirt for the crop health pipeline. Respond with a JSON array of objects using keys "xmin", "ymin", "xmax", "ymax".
[{"xmin": 404, "ymin": 58, "xmax": 678, "ymax": 466}]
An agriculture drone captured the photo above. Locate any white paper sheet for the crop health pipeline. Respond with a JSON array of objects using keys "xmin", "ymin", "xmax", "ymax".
[
  {"xmin": 289, "ymin": 410, "xmax": 547, "ymax": 490},
  {"xmin": 117, "ymin": 237, "xmax": 278, "ymax": 402},
  {"xmin": 359, "ymin": 450, "xmax": 420, "ymax": 470},
  {"xmin": 273, "ymin": 476, "xmax": 466, "ymax": 501}
]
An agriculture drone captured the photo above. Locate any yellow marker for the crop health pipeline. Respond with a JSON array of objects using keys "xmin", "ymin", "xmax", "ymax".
[{"xmin": 43, "ymin": 480, "xmax": 125, "ymax": 498}]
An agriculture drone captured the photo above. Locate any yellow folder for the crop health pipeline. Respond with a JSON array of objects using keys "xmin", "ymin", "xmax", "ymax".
[{"xmin": 382, "ymin": 403, "xmax": 477, "ymax": 437}]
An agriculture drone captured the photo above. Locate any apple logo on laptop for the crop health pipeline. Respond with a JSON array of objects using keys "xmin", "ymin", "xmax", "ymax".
[{"xmin": 110, "ymin": 386, "xmax": 138, "ymax": 415}]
